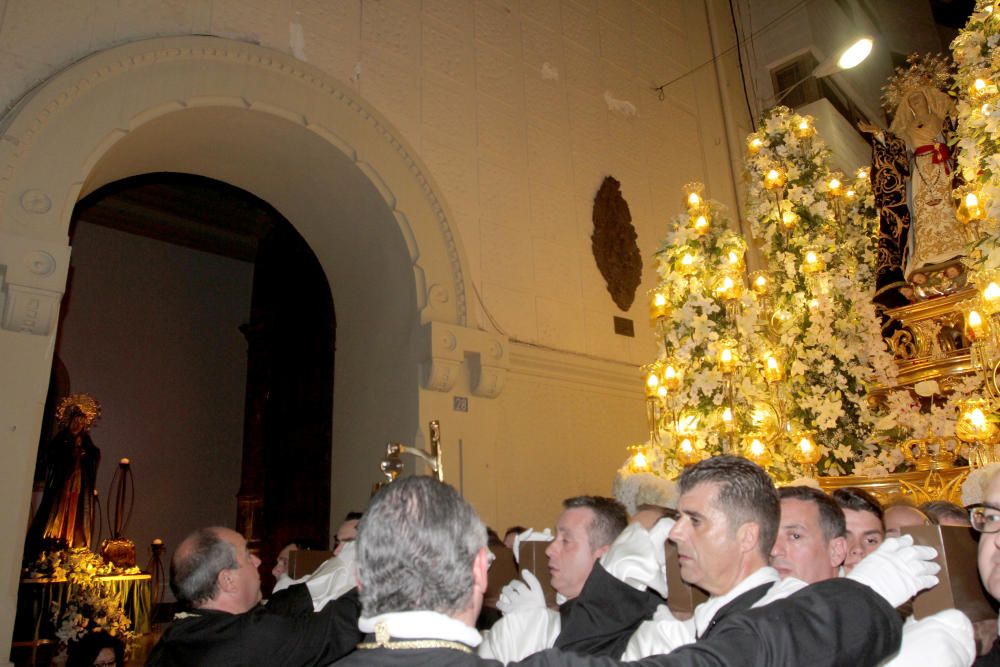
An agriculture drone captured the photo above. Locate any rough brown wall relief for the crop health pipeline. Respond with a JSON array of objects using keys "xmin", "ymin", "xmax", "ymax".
[{"xmin": 592, "ymin": 176, "xmax": 642, "ymax": 311}]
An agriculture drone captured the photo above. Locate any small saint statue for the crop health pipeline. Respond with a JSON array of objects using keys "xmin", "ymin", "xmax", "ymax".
[
  {"xmin": 25, "ymin": 394, "xmax": 102, "ymax": 558},
  {"xmin": 863, "ymin": 53, "xmax": 965, "ymax": 307}
]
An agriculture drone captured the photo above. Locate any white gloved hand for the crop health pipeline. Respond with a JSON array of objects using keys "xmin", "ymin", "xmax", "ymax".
[
  {"xmin": 496, "ymin": 569, "xmax": 546, "ymax": 615},
  {"xmin": 846, "ymin": 534, "xmax": 939, "ymax": 608},
  {"xmin": 600, "ymin": 519, "xmax": 674, "ymax": 597}
]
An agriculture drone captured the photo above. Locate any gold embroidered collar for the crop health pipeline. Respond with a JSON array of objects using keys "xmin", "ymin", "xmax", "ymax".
[{"xmin": 356, "ymin": 620, "xmax": 473, "ymax": 654}]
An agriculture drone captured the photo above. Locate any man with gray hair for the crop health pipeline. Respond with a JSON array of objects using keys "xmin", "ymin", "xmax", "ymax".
[
  {"xmin": 333, "ymin": 475, "xmax": 492, "ymax": 665},
  {"xmin": 147, "ymin": 526, "xmax": 362, "ymax": 666}
]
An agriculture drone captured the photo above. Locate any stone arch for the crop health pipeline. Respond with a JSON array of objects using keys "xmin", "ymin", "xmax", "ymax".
[{"xmin": 0, "ymin": 36, "xmax": 510, "ymax": 651}]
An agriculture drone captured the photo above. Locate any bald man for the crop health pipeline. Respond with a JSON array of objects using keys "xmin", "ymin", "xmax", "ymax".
[{"xmin": 148, "ymin": 526, "xmax": 362, "ymax": 666}]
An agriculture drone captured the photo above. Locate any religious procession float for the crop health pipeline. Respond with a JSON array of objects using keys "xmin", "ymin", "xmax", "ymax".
[{"xmin": 614, "ymin": 0, "xmax": 1000, "ymax": 513}]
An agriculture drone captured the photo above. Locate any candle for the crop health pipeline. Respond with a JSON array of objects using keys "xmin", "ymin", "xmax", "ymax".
[
  {"xmin": 649, "ymin": 291, "xmax": 670, "ymax": 323},
  {"xmin": 781, "ymin": 210, "xmax": 798, "ymax": 228},
  {"xmin": 764, "ymin": 168, "xmax": 786, "ymax": 191},
  {"xmin": 801, "ymin": 248, "xmax": 824, "ymax": 273},
  {"xmin": 764, "ymin": 355, "xmax": 783, "ymax": 382},
  {"xmin": 644, "ymin": 370, "xmax": 660, "ymax": 398},
  {"xmin": 794, "ymin": 117, "xmax": 815, "ymax": 138},
  {"xmin": 662, "ymin": 364, "xmax": 681, "ymax": 392},
  {"xmin": 968, "ymin": 309, "xmax": 986, "ymax": 340},
  {"xmin": 747, "ymin": 135, "xmax": 764, "ymax": 155},
  {"xmin": 718, "ymin": 346, "xmax": 738, "ymax": 374},
  {"xmin": 856, "ymin": 167, "xmax": 869, "ymax": 181},
  {"xmin": 983, "ymin": 281, "xmax": 1000, "ymax": 315},
  {"xmin": 827, "ymin": 177, "xmax": 843, "ymax": 197},
  {"xmin": 750, "ymin": 271, "xmax": 769, "ymax": 295},
  {"xmin": 677, "ymin": 252, "xmax": 698, "ymax": 275}
]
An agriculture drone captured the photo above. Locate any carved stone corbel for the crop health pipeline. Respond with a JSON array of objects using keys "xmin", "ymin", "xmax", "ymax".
[
  {"xmin": 421, "ymin": 321, "xmax": 463, "ymax": 392},
  {"xmin": 420, "ymin": 321, "xmax": 509, "ymax": 398},
  {"xmin": 0, "ymin": 231, "xmax": 71, "ymax": 336},
  {"xmin": 469, "ymin": 337, "xmax": 509, "ymax": 398}
]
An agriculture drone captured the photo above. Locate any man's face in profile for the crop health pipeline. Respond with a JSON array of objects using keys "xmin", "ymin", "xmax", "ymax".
[
  {"xmin": 669, "ymin": 481, "xmax": 744, "ymax": 596},
  {"xmin": 546, "ymin": 507, "xmax": 603, "ymax": 600}
]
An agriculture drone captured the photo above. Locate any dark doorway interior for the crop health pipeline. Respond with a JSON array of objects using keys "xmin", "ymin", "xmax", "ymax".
[{"xmin": 69, "ymin": 173, "xmax": 335, "ymax": 590}]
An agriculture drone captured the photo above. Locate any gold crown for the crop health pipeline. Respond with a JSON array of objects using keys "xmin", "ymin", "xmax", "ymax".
[
  {"xmin": 55, "ymin": 393, "xmax": 102, "ymax": 427},
  {"xmin": 881, "ymin": 53, "xmax": 953, "ymax": 112}
]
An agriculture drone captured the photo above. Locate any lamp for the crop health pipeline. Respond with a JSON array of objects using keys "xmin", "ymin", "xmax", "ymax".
[{"xmin": 771, "ymin": 36, "xmax": 875, "ymax": 107}]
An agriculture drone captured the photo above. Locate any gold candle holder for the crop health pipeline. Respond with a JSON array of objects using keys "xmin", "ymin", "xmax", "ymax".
[
  {"xmin": 800, "ymin": 247, "xmax": 825, "ymax": 274},
  {"xmin": 649, "ymin": 290, "xmax": 670, "ymax": 325},
  {"xmin": 763, "ymin": 168, "xmax": 786, "ymax": 191},
  {"xmin": 967, "ymin": 308, "xmax": 988, "ymax": 342},
  {"xmin": 627, "ymin": 445, "xmax": 652, "ymax": 473},
  {"xmin": 676, "ymin": 250, "xmax": 698, "ymax": 276},
  {"xmin": 826, "ymin": 175, "xmax": 844, "ymax": 198},
  {"xmin": 743, "ymin": 435, "xmax": 772, "ymax": 468},
  {"xmin": 717, "ymin": 340, "xmax": 739, "ymax": 374},
  {"xmin": 691, "ymin": 206, "xmax": 712, "ymax": 236},
  {"xmin": 747, "ymin": 134, "xmax": 764, "ymax": 156},
  {"xmin": 793, "ymin": 116, "xmax": 815, "ymax": 139},
  {"xmin": 676, "ymin": 437, "xmax": 701, "ymax": 467},
  {"xmin": 683, "ymin": 182, "xmax": 705, "ymax": 211},
  {"xmin": 793, "ymin": 431, "xmax": 821, "ymax": 477},
  {"xmin": 749, "ymin": 271, "xmax": 770, "ymax": 296},
  {"xmin": 763, "ymin": 354, "xmax": 783, "ymax": 383},
  {"xmin": 661, "ymin": 362, "xmax": 682, "ymax": 393}
]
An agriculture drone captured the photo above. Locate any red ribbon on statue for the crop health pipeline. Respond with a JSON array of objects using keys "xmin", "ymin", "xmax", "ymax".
[{"xmin": 913, "ymin": 143, "xmax": 951, "ymax": 174}]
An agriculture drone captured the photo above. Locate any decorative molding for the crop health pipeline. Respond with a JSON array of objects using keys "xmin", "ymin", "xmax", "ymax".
[
  {"xmin": 508, "ymin": 342, "xmax": 643, "ymax": 398},
  {"xmin": 420, "ymin": 321, "xmax": 509, "ymax": 398},
  {"xmin": 0, "ymin": 231, "xmax": 70, "ymax": 335},
  {"xmin": 0, "ymin": 36, "xmax": 469, "ymax": 325}
]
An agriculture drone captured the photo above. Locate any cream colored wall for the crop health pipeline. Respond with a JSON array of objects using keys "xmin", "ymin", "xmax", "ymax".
[{"xmin": 0, "ymin": 2, "xmax": 745, "ymax": 657}]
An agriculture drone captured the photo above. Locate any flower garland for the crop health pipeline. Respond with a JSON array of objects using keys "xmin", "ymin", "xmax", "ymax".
[
  {"xmin": 28, "ymin": 548, "xmax": 137, "ymax": 646},
  {"xmin": 953, "ymin": 0, "xmax": 1000, "ymax": 268},
  {"xmin": 744, "ymin": 108, "xmax": 898, "ymax": 475}
]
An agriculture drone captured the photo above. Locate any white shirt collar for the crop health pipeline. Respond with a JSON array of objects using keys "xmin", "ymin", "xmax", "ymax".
[
  {"xmin": 693, "ymin": 566, "xmax": 779, "ymax": 637},
  {"xmin": 359, "ymin": 610, "xmax": 482, "ymax": 647}
]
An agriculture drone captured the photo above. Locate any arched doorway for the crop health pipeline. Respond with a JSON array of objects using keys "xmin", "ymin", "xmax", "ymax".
[{"xmin": 0, "ymin": 36, "xmax": 509, "ymax": 654}]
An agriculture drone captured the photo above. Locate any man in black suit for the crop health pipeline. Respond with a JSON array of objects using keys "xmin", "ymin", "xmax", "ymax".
[{"xmin": 148, "ymin": 526, "xmax": 361, "ymax": 666}]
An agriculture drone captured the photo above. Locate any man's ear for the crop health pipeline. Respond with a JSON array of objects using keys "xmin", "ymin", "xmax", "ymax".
[
  {"xmin": 472, "ymin": 547, "xmax": 490, "ymax": 594},
  {"xmin": 736, "ymin": 521, "xmax": 761, "ymax": 554},
  {"xmin": 593, "ymin": 544, "xmax": 611, "ymax": 560},
  {"xmin": 217, "ymin": 569, "xmax": 235, "ymax": 595},
  {"xmin": 828, "ymin": 536, "xmax": 848, "ymax": 568}
]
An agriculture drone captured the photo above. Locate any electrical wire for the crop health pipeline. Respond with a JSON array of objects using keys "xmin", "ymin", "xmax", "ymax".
[
  {"xmin": 728, "ymin": 0, "xmax": 756, "ymax": 124},
  {"xmin": 653, "ymin": 0, "xmax": 819, "ymax": 99}
]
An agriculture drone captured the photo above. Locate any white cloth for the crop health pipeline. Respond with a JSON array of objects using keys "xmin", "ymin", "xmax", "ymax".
[
  {"xmin": 846, "ymin": 535, "xmax": 940, "ymax": 608},
  {"xmin": 879, "ymin": 610, "xmax": 975, "ymax": 667},
  {"xmin": 359, "ymin": 610, "xmax": 483, "ymax": 647},
  {"xmin": 511, "ymin": 528, "xmax": 553, "ymax": 566},
  {"xmin": 622, "ymin": 566, "xmax": 782, "ymax": 659},
  {"xmin": 271, "ymin": 543, "xmax": 358, "ymax": 612},
  {"xmin": 599, "ymin": 519, "xmax": 673, "ymax": 598}
]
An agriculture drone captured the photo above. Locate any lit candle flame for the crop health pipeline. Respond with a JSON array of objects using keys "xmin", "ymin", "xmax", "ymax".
[
  {"xmin": 633, "ymin": 451, "xmax": 648, "ymax": 469},
  {"xmin": 967, "ymin": 192, "xmax": 981, "ymax": 208},
  {"xmin": 984, "ymin": 282, "xmax": 1000, "ymax": 302},
  {"xmin": 687, "ymin": 192, "xmax": 701, "ymax": 208}
]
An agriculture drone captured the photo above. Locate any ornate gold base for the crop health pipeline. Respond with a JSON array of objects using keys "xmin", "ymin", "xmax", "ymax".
[{"xmin": 817, "ymin": 466, "xmax": 970, "ymax": 505}]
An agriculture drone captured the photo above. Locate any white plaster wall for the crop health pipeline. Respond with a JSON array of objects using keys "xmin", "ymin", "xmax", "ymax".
[
  {"xmin": 0, "ymin": 0, "xmax": 738, "ymax": 369},
  {"xmin": 0, "ymin": 0, "xmax": 744, "ymax": 581},
  {"xmin": 55, "ymin": 221, "xmax": 251, "ymax": 572}
]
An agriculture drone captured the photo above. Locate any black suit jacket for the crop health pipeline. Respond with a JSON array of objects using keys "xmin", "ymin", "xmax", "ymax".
[{"xmin": 147, "ymin": 584, "xmax": 362, "ymax": 667}]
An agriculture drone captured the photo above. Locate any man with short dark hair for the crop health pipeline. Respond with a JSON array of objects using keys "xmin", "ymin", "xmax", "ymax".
[
  {"xmin": 546, "ymin": 496, "xmax": 628, "ymax": 601},
  {"xmin": 336, "ymin": 471, "xmax": 926, "ymax": 667},
  {"xmin": 482, "ymin": 495, "xmax": 661, "ymax": 660},
  {"xmin": 147, "ymin": 526, "xmax": 362, "ymax": 666},
  {"xmin": 832, "ymin": 487, "xmax": 885, "ymax": 573},
  {"xmin": 771, "ymin": 486, "xmax": 846, "ymax": 584}
]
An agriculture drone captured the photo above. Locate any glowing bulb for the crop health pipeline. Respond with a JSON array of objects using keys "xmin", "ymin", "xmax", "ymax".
[
  {"xmin": 781, "ymin": 210, "xmax": 797, "ymax": 227},
  {"xmin": 633, "ymin": 451, "xmax": 648, "ymax": 469},
  {"xmin": 969, "ymin": 408, "xmax": 988, "ymax": 430},
  {"xmin": 750, "ymin": 438, "xmax": 765, "ymax": 457},
  {"xmin": 645, "ymin": 372, "xmax": 660, "ymax": 390},
  {"xmin": 984, "ymin": 282, "xmax": 1000, "ymax": 301},
  {"xmin": 728, "ymin": 250, "xmax": 739, "ymax": 265},
  {"xmin": 836, "ymin": 37, "xmax": 873, "ymax": 70},
  {"xmin": 694, "ymin": 215, "xmax": 709, "ymax": 233},
  {"xmin": 687, "ymin": 192, "xmax": 701, "ymax": 208},
  {"xmin": 967, "ymin": 192, "xmax": 981, "ymax": 208},
  {"xmin": 829, "ymin": 178, "xmax": 841, "ymax": 190},
  {"xmin": 798, "ymin": 120, "xmax": 809, "ymax": 131},
  {"xmin": 798, "ymin": 437, "xmax": 813, "ymax": 455},
  {"xmin": 722, "ymin": 407, "xmax": 733, "ymax": 423},
  {"xmin": 679, "ymin": 438, "xmax": 694, "ymax": 454},
  {"xmin": 663, "ymin": 365, "xmax": 677, "ymax": 381},
  {"xmin": 681, "ymin": 253, "xmax": 694, "ymax": 266},
  {"xmin": 748, "ymin": 136, "xmax": 764, "ymax": 154},
  {"xmin": 970, "ymin": 310, "xmax": 984, "ymax": 328},
  {"xmin": 720, "ymin": 348, "xmax": 732, "ymax": 363},
  {"xmin": 805, "ymin": 250, "xmax": 819, "ymax": 264}
]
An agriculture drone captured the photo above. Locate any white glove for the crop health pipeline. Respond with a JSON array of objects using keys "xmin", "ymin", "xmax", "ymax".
[
  {"xmin": 497, "ymin": 569, "xmax": 546, "ymax": 615},
  {"xmin": 600, "ymin": 520, "xmax": 673, "ymax": 597},
  {"xmin": 479, "ymin": 606, "xmax": 561, "ymax": 661},
  {"xmin": 512, "ymin": 528, "xmax": 553, "ymax": 566},
  {"xmin": 846, "ymin": 534, "xmax": 939, "ymax": 608}
]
